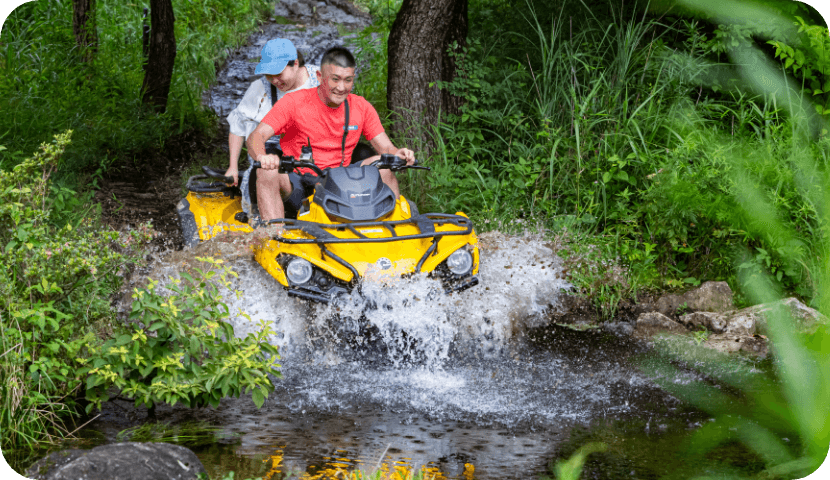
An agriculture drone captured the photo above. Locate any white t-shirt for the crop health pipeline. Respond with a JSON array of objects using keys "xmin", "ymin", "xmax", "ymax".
[{"xmin": 226, "ymin": 64, "xmax": 320, "ymax": 139}]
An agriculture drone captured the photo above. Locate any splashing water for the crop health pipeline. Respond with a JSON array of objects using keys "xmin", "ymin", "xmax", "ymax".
[{"xmin": 185, "ymin": 231, "xmax": 573, "ymax": 368}]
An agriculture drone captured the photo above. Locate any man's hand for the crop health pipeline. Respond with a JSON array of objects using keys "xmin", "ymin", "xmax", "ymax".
[
  {"xmin": 395, "ymin": 148, "xmax": 416, "ymax": 165},
  {"xmin": 224, "ymin": 166, "xmax": 239, "ymax": 186},
  {"xmin": 258, "ymin": 153, "xmax": 281, "ymax": 170}
]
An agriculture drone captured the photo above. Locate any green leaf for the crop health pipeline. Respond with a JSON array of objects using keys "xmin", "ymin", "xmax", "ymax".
[
  {"xmin": 252, "ymin": 388, "xmax": 265, "ymax": 409},
  {"xmin": 149, "ymin": 321, "xmax": 165, "ymax": 332}
]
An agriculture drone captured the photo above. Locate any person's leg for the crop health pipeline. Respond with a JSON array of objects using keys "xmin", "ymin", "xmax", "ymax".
[{"xmin": 256, "ymin": 169, "xmax": 292, "ymax": 221}]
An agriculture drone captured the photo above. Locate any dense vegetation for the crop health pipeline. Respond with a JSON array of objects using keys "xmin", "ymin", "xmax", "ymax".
[
  {"xmin": 353, "ymin": 0, "xmax": 830, "ymax": 316},
  {"xmin": 0, "ymin": 0, "xmax": 283, "ymax": 464},
  {"xmin": 1, "ymin": 0, "xmax": 829, "ymax": 477},
  {"xmin": 0, "ymin": 0, "xmax": 272, "ymax": 177}
]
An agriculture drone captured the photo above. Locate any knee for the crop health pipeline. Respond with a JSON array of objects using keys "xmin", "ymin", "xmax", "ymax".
[
  {"xmin": 257, "ymin": 169, "xmax": 281, "ymax": 187},
  {"xmin": 380, "ymin": 169, "xmax": 397, "ymax": 184}
]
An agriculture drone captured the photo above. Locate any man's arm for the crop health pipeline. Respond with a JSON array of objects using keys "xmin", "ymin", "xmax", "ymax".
[
  {"xmin": 368, "ymin": 132, "xmax": 415, "ymax": 165},
  {"xmin": 246, "ymin": 122, "xmax": 281, "ymax": 169}
]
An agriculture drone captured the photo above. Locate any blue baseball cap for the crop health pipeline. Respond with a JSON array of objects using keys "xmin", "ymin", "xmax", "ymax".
[{"xmin": 255, "ymin": 39, "xmax": 297, "ymax": 75}]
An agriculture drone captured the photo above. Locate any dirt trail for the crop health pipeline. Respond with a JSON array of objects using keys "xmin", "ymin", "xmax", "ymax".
[{"xmin": 95, "ymin": 0, "xmax": 371, "ymax": 250}]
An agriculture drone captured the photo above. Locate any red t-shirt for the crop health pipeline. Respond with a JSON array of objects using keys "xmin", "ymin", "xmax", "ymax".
[{"xmin": 261, "ymin": 88, "xmax": 384, "ymax": 172}]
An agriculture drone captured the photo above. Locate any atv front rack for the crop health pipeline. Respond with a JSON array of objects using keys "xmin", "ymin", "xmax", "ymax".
[
  {"xmin": 267, "ymin": 213, "xmax": 473, "ymax": 244},
  {"xmin": 266, "ymin": 213, "xmax": 474, "ymax": 275}
]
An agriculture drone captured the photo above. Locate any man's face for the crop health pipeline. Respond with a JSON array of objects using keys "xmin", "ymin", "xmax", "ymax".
[
  {"xmin": 316, "ymin": 64, "xmax": 355, "ymax": 107},
  {"xmin": 265, "ymin": 63, "xmax": 302, "ymax": 92}
]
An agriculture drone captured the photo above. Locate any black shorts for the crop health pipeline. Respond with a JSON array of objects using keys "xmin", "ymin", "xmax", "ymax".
[{"xmin": 283, "ymin": 154, "xmax": 374, "ymax": 218}]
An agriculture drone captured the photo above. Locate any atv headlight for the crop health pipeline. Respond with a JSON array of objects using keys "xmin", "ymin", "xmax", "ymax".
[
  {"xmin": 446, "ymin": 248, "xmax": 473, "ymax": 275},
  {"xmin": 286, "ymin": 258, "xmax": 313, "ymax": 285}
]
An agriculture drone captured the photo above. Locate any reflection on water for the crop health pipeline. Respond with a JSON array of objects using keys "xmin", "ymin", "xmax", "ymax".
[{"xmin": 231, "ymin": 446, "xmax": 477, "ymax": 480}]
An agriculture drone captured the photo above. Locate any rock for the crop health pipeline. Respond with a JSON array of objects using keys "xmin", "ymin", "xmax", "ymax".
[
  {"xmin": 287, "ymin": 1, "xmax": 312, "ymax": 17},
  {"xmin": 748, "ymin": 297, "xmax": 827, "ymax": 335},
  {"xmin": 682, "ymin": 281, "xmax": 733, "ymax": 313},
  {"xmin": 703, "ymin": 333, "xmax": 769, "ymax": 356},
  {"xmin": 680, "ymin": 297, "xmax": 825, "ymax": 337},
  {"xmin": 634, "ymin": 312, "xmax": 687, "ymax": 337},
  {"xmin": 653, "ymin": 293, "xmax": 684, "ymax": 317},
  {"xmin": 25, "ymin": 442, "xmax": 207, "ymax": 480},
  {"xmin": 602, "ymin": 321, "xmax": 634, "ymax": 336},
  {"xmin": 651, "ymin": 281, "xmax": 734, "ymax": 318},
  {"xmin": 681, "ymin": 311, "xmax": 723, "ymax": 333},
  {"xmin": 274, "ymin": 1, "xmax": 292, "ymax": 17}
]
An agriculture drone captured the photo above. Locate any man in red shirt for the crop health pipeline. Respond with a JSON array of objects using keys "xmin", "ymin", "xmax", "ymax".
[{"xmin": 246, "ymin": 46, "xmax": 415, "ymax": 221}]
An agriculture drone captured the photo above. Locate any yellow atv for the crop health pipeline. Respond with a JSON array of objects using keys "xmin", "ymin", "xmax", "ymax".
[{"xmin": 177, "ymin": 151, "xmax": 480, "ymax": 304}]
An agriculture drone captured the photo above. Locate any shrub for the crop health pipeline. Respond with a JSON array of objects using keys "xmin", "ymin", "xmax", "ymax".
[
  {"xmin": 0, "ymin": 131, "xmax": 148, "ymax": 449},
  {"xmin": 80, "ymin": 257, "xmax": 282, "ymax": 412}
]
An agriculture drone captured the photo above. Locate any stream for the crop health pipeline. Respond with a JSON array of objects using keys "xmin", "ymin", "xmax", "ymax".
[
  {"xmin": 82, "ymin": 231, "xmax": 733, "ymax": 479},
  {"xmin": 38, "ymin": 2, "xmax": 770, "ymax": 479}
]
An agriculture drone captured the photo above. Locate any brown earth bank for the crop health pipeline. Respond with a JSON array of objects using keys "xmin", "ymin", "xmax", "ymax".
[{"xmin": 93, "ymin": 127, "xmax": 224, "ymax": 251}]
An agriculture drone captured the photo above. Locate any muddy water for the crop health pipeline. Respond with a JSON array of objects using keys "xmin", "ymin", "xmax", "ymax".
[{"xmin": 85, "ymin": 232, "xmax": 717, "ymax": 479}]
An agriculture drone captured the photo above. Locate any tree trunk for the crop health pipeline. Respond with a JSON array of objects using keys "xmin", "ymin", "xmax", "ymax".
[
  {"xmin": 387, "ymin": 0, "xmax": 467, "ymax": 151},
  {"xmin": 72, "ymin": 0, "xmax": 97, "ymax": 61},
  {"xmin": 141, "ymin": 0, "xmax": 177, "ymax": 112}
]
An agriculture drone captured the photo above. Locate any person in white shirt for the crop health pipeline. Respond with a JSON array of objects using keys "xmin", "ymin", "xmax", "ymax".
[{"xmin": 224, "ymin": 38, "xmax": 320, "ymax": 185}]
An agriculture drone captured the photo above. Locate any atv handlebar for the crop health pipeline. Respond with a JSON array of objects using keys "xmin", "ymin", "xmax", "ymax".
[
  {"xmin": 251, "ymin": 156, "xmax": 325, "ymax": 176},
  {"xmin": 201, "ymin": 166, "xmax": 234, "ymax": 184},
  {"xmin": 251, "ymin": 154, "xmax": 430, "ymax": 174},
  {"xmin": 375, "ymin": 154, "xmax": 431, "ymax": 172}
]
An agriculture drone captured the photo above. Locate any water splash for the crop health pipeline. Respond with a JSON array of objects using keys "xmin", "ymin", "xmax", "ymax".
[{"xmin": 145, "ymin": 230, "xmax": 572, "ymax": 367}]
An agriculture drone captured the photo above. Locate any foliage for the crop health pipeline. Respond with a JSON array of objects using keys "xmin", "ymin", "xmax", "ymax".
[
  {"xmin": 638, "ymin": 2, "xmax": 830, "ymax": 478},
  {"xmin": 80, "ymin": 257, "xmax": 282, "ymax": 412},
  {"xmin": 352, "ymin": 0, "xmax": 402, "ymax": 30},
  {"xmin": 349, "ymin": 0, "xmax": 829, "ymax": 310},
  {"xmin": 0, "ymin": 0, "xmax": 272, "ymax": 178},
  {"xmin": 541, "ymin": 442, "xmax": 607, "ymax": 480},
  {"xmin": 768, "ymin": 17, "xmax": 830, "ymax": 115},
  {"xmin": 351, "ymin": 22, "xmax": 391, "ymax": 118},
  {"xmin": 0, "ymin": 131, "xmax": 149, "ymax": 450}
]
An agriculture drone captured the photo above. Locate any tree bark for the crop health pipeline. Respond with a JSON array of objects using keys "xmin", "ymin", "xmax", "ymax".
[
  {"xmin": 141, "ymin": 0, "xmax": 177, "ymax": 112},
  {"xmin": 387, "ymin": 0, "xmax": 467, "ymax": 150},
  {"xmin": 72, "ymin": 0, "xmax": 97, "ymax": 61}
]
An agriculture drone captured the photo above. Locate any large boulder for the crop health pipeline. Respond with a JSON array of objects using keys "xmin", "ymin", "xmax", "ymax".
[
  {"xmin": 25, "ymin": 442, "xmax": 207, "ymax": 480},
  {"xmin": 682, "ymin": 281, "xmax": 733, "ymax": 312},
  {"xmin": 653, "ymin": 293, "xmax": 685, "ymax": 317}
]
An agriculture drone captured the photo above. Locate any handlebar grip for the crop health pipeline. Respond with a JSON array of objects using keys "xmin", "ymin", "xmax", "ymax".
[{"xmin": 252, "ymin": 161, "xmax": 261, "ymax": 169}]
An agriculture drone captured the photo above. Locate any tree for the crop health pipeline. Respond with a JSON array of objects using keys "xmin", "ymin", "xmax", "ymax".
[
  {"xmin": 72, "ymin": 0, "xmax": 97, "ymax": 61},
  {"xmin": 141, "ymin": 0, "xmax": 177, "ymax": 112},
  {"xmin": 386, "ymin": 0, "xmax": 468, "ymax": 151}
]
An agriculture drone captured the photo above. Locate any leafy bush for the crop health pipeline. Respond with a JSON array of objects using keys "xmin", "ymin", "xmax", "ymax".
[
  {"xmin": 0, "ymin": 133, "xmax": 281, "ymax": 453},
  {"xmin": 80, "ymin": 257, "xmax": 282, "ymax": 412},
  {"xmin": 0, "ymin": 131, "xmax": 148, "ymax": 449}
]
